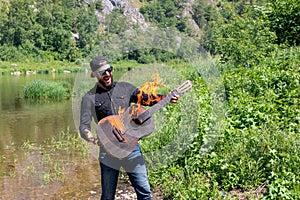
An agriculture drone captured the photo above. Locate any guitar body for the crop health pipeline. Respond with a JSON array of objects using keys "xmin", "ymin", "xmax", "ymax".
[{"xmin": 96, "ymin": 105, "xmax": 155, "ymax": 159}]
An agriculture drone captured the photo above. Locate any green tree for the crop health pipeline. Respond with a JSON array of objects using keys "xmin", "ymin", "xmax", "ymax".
[
  {"xmin": 140, "ymin": 0, "xmax": 188, "ymax": 31},
  {"xmin": 3, "ymin": 0, "xmax": 38, "ymax": 47},
  {"xmin": 72, "ymin": 2, "xmax": 99, "ymax": 57},
  {"xmin": 206, "ymin": 5, "xmax": 278, "ymax": 67},
  {"xmin": 0, "ymin": 0, "xmax": 9, "ymax": 46},
  {"xmin": 36, "ymin": 3, "xmax": 73, "ymax": 59},
  {"xmin": 192, "ymin": 0, "xmax": 206, "ymax": 28},
  {"xmin": 267, "ymin": 0, "xmax": 300, "ymax": 46},
  {"xmin": 0, "ymin": 0, "xmax": 100, "ymax": 61},
  {"xmin": 104, "ymin": 8, "xmax": 129, "ymax": 34}
]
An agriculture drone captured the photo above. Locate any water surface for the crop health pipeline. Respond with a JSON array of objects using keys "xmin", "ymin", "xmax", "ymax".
[{"xmin": 0, "ymin": 73, "xmax": 77, "ymax": 151}]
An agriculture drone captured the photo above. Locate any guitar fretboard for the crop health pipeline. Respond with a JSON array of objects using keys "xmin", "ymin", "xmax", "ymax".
[
  {"xmin": 136, "ymin": 90, "xmax": 178, "ymax": 123},
  {"xmin": 135, "ymin": 80, "xmax": 192, "ymax": 124}
]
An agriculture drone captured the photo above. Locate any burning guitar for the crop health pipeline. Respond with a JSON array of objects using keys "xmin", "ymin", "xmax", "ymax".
[{"xmin": 96, "ymin": 80, "xmax": 193, "ymax": 159}]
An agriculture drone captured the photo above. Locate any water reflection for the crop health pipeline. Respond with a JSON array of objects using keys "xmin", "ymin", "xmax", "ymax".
[
  {"xmin": 0, "ymin": 146, "xmax": 101, "ymax": 199},
  {"xmin": 0, "ymin": 73, "xmax": 77, "ymax": 151},
  {"xmin": 0, "ymin": 100, "xmax": 76, "ymax": 148}
]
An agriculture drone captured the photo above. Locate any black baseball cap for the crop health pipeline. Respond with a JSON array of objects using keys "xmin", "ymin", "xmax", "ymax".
[{"xmin": 90, "ymin": 56, "xmax": 110, "ymax": 72}]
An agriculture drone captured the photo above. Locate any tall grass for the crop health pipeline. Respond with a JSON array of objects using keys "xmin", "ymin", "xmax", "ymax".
[
  {"xmin": 24, "ymin": 80, "xmax": 71, "ymax": 100},
  {"xmin": 19, "ymin": 128, "xmax": 89, "ymax": 186}
]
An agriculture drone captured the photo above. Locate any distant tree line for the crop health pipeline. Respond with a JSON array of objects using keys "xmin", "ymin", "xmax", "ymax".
[
  {"xmin": 0, "ymin": 0, "xmax": 101, "ymax": 62},
  {"xmin": 0, "ymin": 0, "xmax": 298, "ymax": 64}
]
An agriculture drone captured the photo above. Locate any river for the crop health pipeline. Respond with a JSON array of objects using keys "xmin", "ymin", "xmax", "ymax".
[{"xmin": 0, "ymin": 73, "xmax": 77, "ymax": 151}]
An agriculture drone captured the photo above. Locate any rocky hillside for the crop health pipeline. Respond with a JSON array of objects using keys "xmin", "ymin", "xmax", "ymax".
[
  {"xmin": 95, "ymin": 0, "xmax": 201, "ymax": 33},
  {"xmin": 99, "ymin": 0, "xmax": 149, "ymax": 30}
]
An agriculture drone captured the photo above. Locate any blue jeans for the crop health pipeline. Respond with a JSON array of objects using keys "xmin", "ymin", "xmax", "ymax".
[{"xmin": 99, "ymin": 145, "xmax": 152, "ymax": 200}]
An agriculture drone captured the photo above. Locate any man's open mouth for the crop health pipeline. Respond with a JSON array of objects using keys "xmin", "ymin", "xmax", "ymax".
[{"xmin": 103, "ymin": 76, "xmax": 111, "ymax": 84}]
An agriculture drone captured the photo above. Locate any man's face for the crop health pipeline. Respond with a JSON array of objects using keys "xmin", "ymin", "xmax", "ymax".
[{"xmin": 94, "ymin": 64, "xmax": 113, "ymax": 89}]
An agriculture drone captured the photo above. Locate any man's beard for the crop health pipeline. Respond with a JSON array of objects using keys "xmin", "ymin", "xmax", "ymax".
[{"xmin": 98, "ymin": 76, "xmax": 113, "ymax": 90}]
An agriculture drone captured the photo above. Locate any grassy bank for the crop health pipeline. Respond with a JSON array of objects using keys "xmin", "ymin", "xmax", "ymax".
[
  {"xmin": 0, "ymin": 59, "xmax": 146, "ymax": 75},
  {"xmin": 0, "ymin": 60, "xmax": 81, "ymax": 75}
]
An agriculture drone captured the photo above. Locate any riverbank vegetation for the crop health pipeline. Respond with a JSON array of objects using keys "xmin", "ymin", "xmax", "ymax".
[
  {"xmin": 0, "ymin": 129, "xmax": 89, "ymax": 190},
  {"xmin": 0, "ymin": 60, "xmax": 81, "ymax": 75},
  {"xmin": 147, "ymin": 46, "xmax": 300, "ymax": 199},
  {"xmin": 0, "ymin": 0, "xmax": 299, "ymax": 199},
  {"xmin": 143, "ymin": 0, "xmax": 300, "ymax": 199},
  {"xmin": 24, "ymin": 80, "xmax": 72, "ymax": 100}
]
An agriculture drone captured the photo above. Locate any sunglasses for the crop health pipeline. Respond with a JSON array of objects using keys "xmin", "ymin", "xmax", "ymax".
[{"xmin": 94, "ymin": 66, "xmax": 113, "ymax": 75}]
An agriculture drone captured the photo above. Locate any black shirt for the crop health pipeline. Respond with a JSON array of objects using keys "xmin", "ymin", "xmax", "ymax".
[{"xmin": 79, "ymin": 81, "xmax": 164, "ymax": 141}]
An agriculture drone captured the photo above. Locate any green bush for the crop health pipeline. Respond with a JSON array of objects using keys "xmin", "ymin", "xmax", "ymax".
[
  {"xmin": 24, "ymin": 80, "xmax": 71, "ymax": 100},
  {"xmin": 148, "ymin": 47, "xmax": 300, "ymax": 199}
]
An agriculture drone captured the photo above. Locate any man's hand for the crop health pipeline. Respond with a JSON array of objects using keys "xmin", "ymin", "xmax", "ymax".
[
  {"xmin": 84, "ymin": 129, "xmax": 96, "ymax": 144},
  {"xmin": 170, "ymin": 94, "xmax": 179, "ymax": 103}
]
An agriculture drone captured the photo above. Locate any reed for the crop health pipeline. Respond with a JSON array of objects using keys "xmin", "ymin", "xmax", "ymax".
[{"xmin": 24, "ymin": 80, "xmax": 71, "ymax": 100}]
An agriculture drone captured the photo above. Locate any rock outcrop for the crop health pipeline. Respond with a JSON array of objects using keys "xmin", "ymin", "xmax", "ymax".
[
  {"xmin": 97, "ymin": 0, "xmax": 149, "ymax": 31},
  {"xmin": 88, "ymin": 0, "xmax": 199, "ymax": 33}
]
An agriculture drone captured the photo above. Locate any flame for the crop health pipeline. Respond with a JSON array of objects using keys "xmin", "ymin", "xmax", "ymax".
[
  {"xmin": 101, "ymin": 115, "xmax": 125, "ymax": 131},
  {"xmin": 99, "ymin": 107, "xmax": 127, "ymax": 131},
  {"xmin": 118, "ymin": 106, "xmax": 126, "ymax": 115},
  {"xmin": 131, "ymin": 74, "xmax": 165, "ymax": 117},
  {"xmin": 101, "ymin": 75, "xmax": 165, "ymax": 128}
]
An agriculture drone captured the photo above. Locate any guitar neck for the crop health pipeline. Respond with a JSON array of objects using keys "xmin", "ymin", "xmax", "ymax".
[
  {"xmin": 134, "ymin": 80, "xmax": 192, "ymax": 124},
  {"xmin": 148, "ymin": 93, "xmax": 174, "ymax": 116},
  {"xmin": 136, "ymin": 91, "xmax": 176, "ymax": 123}
]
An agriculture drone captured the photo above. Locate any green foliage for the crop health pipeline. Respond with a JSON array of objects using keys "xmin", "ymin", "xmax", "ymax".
[
  {"xmin": 201, "ymin": 0, "xmax": 299, "ymax": 66},
  {"xmin": 24, "ymin": 80, "xmax": 71, "ymax": 100},
  {"xmin": 4, "ymin": 0, "xmax": 37, "ymax": 47},
  {"xmin": 140, "ymin": 0, "xmax": 189, "ymax": 32},
  {"xmin": 0, "ymin": 45, "xmax": 28, "ymax": 61},
  {"xmin": 104, "ymin": 8, "xmax": 129, "ymax": 35},
  {"xmin": 204, "ymin": 3, "xmax": 278, "ymax": 67},
  {"xmin": 220, "ymin": 47, "xmax": 300, "ymax": 199},
  {"xmin": 147, "ymin": 47, "xmax": 300, "ymax": 199},
  {"xmin": 95, "ymin": 0, "xmax": 103, "ymax": 11},
  {"xmin": 1, "ymin": 0, "xmax": 300, "ymax": 198},
  {"xmin": 0, "ymin": 0, "xmax": 99, "ymax": 61},
  {"xmin": 71, "ymin": 1, "xmax": 99, "ymax": 58},
  {"xmin": 266, "ymin": 0, "xmax": 300, "ymax": 46},
  {"xmin": 192, "ymin": 0, "xmax": 206, "ymax": 29},
  {"xmin": 90, "ymin": 26, "xmax": 193, "ymax": 64}
]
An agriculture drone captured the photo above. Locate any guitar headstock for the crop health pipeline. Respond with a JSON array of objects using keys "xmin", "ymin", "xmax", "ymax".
[{"xmin": 175, "ymin": 80, "xmax": 193, "ymax": 95}]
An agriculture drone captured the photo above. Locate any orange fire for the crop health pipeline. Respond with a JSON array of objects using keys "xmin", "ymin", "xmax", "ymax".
[
  {"xmin": 118, "ymin": 106, "xmax": 126, "ymax": 115},
  {"xmin": 100, "ymin": 115, "xmax": 125, "ymax": 131},
  {"xmin": 131, "ymin": 74, "xmax": 165, "ymax": 117},
  {"xmin": 100, "ymin": 74, "xmax": 165, "ymax": 130}
]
